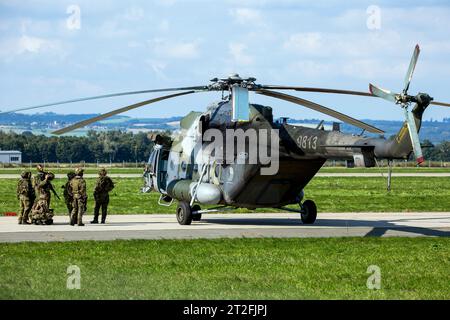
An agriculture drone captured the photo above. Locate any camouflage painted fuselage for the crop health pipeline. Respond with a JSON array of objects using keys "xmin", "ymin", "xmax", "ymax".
[{"xmin": 150, "ymin": 98, "xmax": 428, "ymax": 209}]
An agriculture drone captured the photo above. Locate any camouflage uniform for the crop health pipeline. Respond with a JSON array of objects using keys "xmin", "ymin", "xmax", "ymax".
[
  {"xmin": 31, "ymin": 170, "xmax": 57, "ymax": 225},
  {"xmin": 33, "ymin": 165, "xmax": 57, "ymax": 209},
  {"xmin": 16, "ymin": 171, "xmax": 34, "ymax": 224},
  {"xmin": 31, "ymin": 196, "xmax": 54, "ymax": 225},
  {"xmin": 70, "ymin": 168, "xmax": 87, "ymax": 226},
  {"xmin": 62, "ymin": 172, "xmax": 76, "ymax": 216},
  {"xmin": 92, "ymin": 169, "xmax": 114, "ymax": 224}
]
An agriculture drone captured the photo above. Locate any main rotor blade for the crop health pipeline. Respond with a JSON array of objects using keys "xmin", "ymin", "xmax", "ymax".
[
  {"xmin": 431, "ymin": 101, "xmax": 450, "ymax": 107},
  {"xmin": 404, "ymin": 44, "xmax": 420, "ymax": 94},
  {"xmin": 404, "ymin": 108, "xmax": 424, "ymax": 164},
  {"xmin": 258, "ymin": 86, "xmax": 374, "ymax": 97},
  {"xmin": 255, "ymin": 89, "xmax": 385, "ymax": 134},
  {"xmin": 369, "ymin": 84, "xmax": 398, "ymax": 103},
  {"xmin": 52, "ymin": 91, "xmax": 195, "ymax": 135},
  {"xmin": 0, "ymin": 86, "xmax": 208, "ymax": 115},
  {"xmin": 259, "ymin": 85, "xmax": 450, "ymax": 108}
]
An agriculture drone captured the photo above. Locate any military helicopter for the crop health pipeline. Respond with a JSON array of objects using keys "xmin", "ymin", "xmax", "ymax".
[{"xmin": 2, "ymin": 45, "xmax": 449, "ymax": 225}]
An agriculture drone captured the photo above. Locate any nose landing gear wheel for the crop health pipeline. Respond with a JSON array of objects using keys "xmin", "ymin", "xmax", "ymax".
[
  {"xmin": 300, "ymin": 200, "xmax": 317, "ymax": 224},
  {"xmin": 176, "ymin": 201, "xmax": 193, "ymax": 225}
]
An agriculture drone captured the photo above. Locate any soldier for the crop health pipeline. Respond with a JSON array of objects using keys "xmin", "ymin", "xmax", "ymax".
[
  {"xmin": 35, "ymin": 164, "xmax": 46, "ymax": 179},
  {"xmin": 91, "ymin": 168, "xmax": 115, "ymax": 224},
  {"xmin": 31, "ymin": 171, "xmax": 58, "ymax": 225},
  {"xmin": 70, "ymin": 168, "xmax": 87, "ymax": 226},
  {"xmin": 34, "ymin": 164, "xmax": 59, "ymax": 209},
  {"xmin": 62, "ymin": 172, "xmax": 76, "ymax": 217},
  {"xmin": 16, "ymin": 171, "xmax": 34, "ymax": 224}
]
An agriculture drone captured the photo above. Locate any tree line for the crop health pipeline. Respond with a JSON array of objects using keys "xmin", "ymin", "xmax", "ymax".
[
  {"xmin": 0, "ymin": 131, "xmax": 450, "ymax": 163},
  {"xmin": 0, "ymin": 130, "xmax": 167, "ymax": 163},
  {"xmin": 422, "ymin": 140, "xmax": 450, "ymax": 162}
]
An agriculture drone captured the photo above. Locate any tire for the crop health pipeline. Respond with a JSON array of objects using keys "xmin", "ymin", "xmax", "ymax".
[
  {"xmin": 176, "ymin": 201, "xmax": 193, "ymax": 225},
  {"xmin": 192, "ymin": 205, "xmax": 202, "ymax": 221},
  {"xmin": 301, "ymin": 200, "xmax": 317, "ymax": 224}
]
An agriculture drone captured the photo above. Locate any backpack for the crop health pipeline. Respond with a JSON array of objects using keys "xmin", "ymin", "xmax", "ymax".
[
  {"xmin": 70, "ymin": 177, "xmax": 86, "ymax": 198},
  {"xmin": 17, "ymin": 179, "xmax": 29, "ymax": 196}
]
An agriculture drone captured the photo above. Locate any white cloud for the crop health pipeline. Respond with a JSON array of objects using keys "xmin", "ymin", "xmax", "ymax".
[
  {"xmin": 283, "ymin": 33, "xmax": 323, "ymax": 56},
  {"xmin": 282, "ymin": 30, "xmax": 423, "ymax": 60},
  {"xmin": 146, "ymin": 59, "xmax": 168, "ymax": 79},
  {"xmin": 158, "ymin": 19, "xmax": 170, "ymax": 32},
  {"xmin": 150, "ymin": 38, "xmax": 200, "ymax": 59},
  {"xmin": 0, "ymin": 1, "xmax": 448, "ymax": 120},
  {"xmin": 123, "ymin": 6, "xmax": 145, "ymax": 21},
  {"xmin": 0, "ymin": 35, "xmax": 65, "ymax": 61},
  {"xmin": 229, "ymin": 8, "xmax": 263, "ymax": 25},
  {"xmin": 229, "ymin": 42, "xmax": 253, "ymax": 65},
  {"xmin": 155, "ymin": 0, "xmax": 177, "ymax": 7},
  {"xmin": 97, "ymin": 20, "xmax": 131, "ymax": 38}
]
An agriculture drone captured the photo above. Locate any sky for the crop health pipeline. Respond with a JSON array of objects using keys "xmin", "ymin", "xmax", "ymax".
[{"xmin": 0, "ymin": 0, "xmax": 450, "ymax": 121}]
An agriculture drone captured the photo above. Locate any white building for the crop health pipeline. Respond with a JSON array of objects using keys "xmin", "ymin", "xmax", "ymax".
[{"xmin": 0, "ymin": 151, "xmax": 22, "ymax": 164}]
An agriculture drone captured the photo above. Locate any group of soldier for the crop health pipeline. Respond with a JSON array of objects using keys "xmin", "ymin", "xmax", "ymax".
[{"xmin": 16, "ymin": 165, "xmax": 115, "ymax": 226}]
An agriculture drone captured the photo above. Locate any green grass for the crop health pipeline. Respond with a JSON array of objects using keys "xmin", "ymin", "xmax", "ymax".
[
  {"xmin": 1, "ymin": 166, "xmax": 449, "ymax": 175},
  {"xmin": 319, "ymin": 166, "xmax": 450, "ymax": 173},
  {"xmin": 1, "ymin": 177, "xmax": 450, "ymax": 214},
  {"xmin": 0, "ymin": 167, "xmax": 143, "ymax": 175},
  {"xmin": 0, "ymin": 238, "xmax": 448, "ymax": 299}
]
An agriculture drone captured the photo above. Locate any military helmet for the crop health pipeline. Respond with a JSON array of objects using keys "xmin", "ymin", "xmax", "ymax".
[
  {"xmin": 46, "ymin": 172, "xmax": 55, "ymax": 180},
  {"xmin": 67, "ymin": 171, "xmax": 76, "ymax": 180},
  {"xmin": 75, "ymin": 167, "xmax": 84, "ymax": 175},
  {"xmin": 21, "ymin": 171, "xmax": 31, "ymax": 179}
]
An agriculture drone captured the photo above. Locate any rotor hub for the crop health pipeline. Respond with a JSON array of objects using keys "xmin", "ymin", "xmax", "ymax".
[{"xmin": 208, "ymin": 74, "xmax": 259, "ymax": 91}]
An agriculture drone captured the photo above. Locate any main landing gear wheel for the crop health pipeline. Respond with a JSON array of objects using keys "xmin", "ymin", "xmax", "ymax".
[
  {"xmin": 192, "ymin": 205, "xmax": 202, "ymax": 221},
  {"xmin": 300, "ymin": 200, "xmax": 317, "ymax": 224},
  {"xmin": 176, "ymin": 201, "xmax": 193, "ymax": 225}
]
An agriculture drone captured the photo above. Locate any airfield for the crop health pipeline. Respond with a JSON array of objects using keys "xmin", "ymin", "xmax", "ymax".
[
  {"xmin": 1, "ymin": 169, "xmax": 450, "ymax": 242},
  {"xmin": 1, "ymin": 169, "xmax": 449, "ymax": 299},
  {"xmin": 1, "ymin": 212, "xmax": 449, "ymax": 243},
  {"xmin": 1, "ymin": 172, "xmax": 450, "ymax": 179}
]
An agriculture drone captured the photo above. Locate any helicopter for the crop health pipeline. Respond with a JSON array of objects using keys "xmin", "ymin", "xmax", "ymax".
[{"xmin": 2, "ymin": 45, "xmax": 449, "ymax": 225}]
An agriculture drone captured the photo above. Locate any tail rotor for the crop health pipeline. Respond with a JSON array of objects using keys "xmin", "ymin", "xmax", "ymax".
[{"xmin": 369, "ymin": 44, "xmax": 427, "ymax": 164}]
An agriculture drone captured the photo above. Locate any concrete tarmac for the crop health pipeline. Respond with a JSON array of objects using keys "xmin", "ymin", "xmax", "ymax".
[
  {"xmin": 1, "ymin": 212, "xmax": 449, "ymax": 242},
  {"xmin": 1, "ymin": 173, "xmax": 450, "ymax": 179}
]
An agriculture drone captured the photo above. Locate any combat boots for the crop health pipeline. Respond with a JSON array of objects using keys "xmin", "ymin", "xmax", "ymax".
[
  {"xmin": 23, "ymin": 214, "xmax": 30, "ymax": 224},
  {"xmin": 78, "ymin": 214, "xmax": 84, "ymax": 226},
  {"xmin": 91, "ymin": 214, "xmax": 99, "ymax": 224}
]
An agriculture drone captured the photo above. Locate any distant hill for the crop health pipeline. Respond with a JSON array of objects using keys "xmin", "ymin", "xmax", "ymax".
[{"xmin": 0, "ymin": 112, "xmax": 449, "ymax": 143}]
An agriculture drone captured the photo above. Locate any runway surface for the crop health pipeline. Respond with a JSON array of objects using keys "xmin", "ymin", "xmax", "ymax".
[
  {"xmin": 1, "ymin": 212, "xmax": 449, "ymax": 242},
  {"xmin": 1, "ymin": 172, "xmax": 450, "ymax": 179}
]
